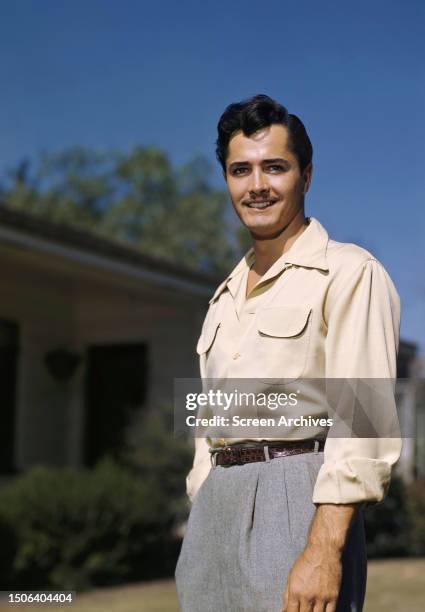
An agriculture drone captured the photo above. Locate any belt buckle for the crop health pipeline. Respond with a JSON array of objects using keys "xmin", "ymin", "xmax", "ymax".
[{"xmin": 210, "ymin": 450, "xmax": 217, "ymax": 468}]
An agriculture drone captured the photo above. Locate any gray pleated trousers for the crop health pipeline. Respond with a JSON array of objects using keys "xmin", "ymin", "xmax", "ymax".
[{"xmin": 175, "ymin": 451, "xmax": 367, "ymax": 612}]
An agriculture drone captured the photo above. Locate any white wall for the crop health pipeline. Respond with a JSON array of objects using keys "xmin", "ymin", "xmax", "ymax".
[
  {"xmin": 0, "ymin": 260, "xmax": 78, "ymax": 469},
  {"xmin": 0, "ymin": 247, "xmax": 208, "ymax": 471}
]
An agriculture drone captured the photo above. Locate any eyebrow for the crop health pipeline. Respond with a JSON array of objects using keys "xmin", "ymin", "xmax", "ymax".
[{"xmin": 228, "ymin": 158, "xmax": 290, "ymax": 170}]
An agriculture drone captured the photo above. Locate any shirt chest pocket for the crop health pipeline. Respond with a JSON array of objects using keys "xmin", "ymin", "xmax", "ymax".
[
  {"xmin": 196, "ymin": 317, "xmax": 222, "ymax": 379},
  {"xmin": 196, "ymin": 319, "xmax": 221, "ymax": 356},
  {"xmin": 255, "ymin": 306, "xmax": 312, "ymax": 383}
]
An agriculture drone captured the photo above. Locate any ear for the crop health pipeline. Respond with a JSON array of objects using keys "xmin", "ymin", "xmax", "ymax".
[{"xmin": 302, "ymin": 163, "xmax": 313, "ymax": 194}]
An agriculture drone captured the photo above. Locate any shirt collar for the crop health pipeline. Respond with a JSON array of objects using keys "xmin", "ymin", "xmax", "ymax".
[{"xmin": 208, "ymin": 217, "xmax": 329, "ymax": 305}]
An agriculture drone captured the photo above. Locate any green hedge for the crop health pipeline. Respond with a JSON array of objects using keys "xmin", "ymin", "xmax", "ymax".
[
  {"xmin": 0, "ymin": 406, "xmax": 193, "ymax": 591},
  {"xmin": 0, "ymin": 514, "xmax": 17, "ymax": 588},
  {"xmin": 406, "ymin": 479, "xmax": 425, "ymax": 555},
  {"xmin": 364, "ymin": 476, "xmax": 425, "ymax": 558},
  {"xmin": 0, "ymin": 458, "xmax": 182, "ymax": 590}
]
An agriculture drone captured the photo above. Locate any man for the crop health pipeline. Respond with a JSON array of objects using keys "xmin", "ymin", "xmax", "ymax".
[{"xmin": 175, "ymin": 94, "xmax": 401, "ymax": 612}]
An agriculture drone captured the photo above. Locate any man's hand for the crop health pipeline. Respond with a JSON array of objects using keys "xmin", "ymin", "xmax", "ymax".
[
  {"xmin": 282, "ymin": 503, "xmax": 358, "ymax": 612},
  {"xmin": 282, "ymin": 542, "xmax": 342, "ymax": 611}
]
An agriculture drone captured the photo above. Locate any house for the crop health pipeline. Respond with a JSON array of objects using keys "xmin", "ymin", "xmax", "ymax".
[{"xmin": 0, "ymin": 204, "xmax": 216, "ymax": 476}]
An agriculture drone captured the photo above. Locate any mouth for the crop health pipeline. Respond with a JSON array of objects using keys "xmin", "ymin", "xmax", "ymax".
[{"xmin": 245, "ymin": 199, "xmax": 278, "ymax": 210}]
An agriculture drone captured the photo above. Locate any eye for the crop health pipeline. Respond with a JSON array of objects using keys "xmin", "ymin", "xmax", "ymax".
[
  {"xmin": 232, "ymin": 167, "xmax": 248, "ymax": 176},
  {"xmin": 267, "ymin": 164, "xmax": 285, "ymax": 172}
]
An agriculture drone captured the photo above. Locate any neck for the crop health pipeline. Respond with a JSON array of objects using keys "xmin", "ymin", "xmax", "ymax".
[{"xmin": 250, "ymin": 210, "xmax": 308, "ymax": 275}]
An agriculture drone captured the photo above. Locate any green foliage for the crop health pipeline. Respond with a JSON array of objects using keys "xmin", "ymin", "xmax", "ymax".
[
  {"xmin": 0, "ymin": 457, "xmax": 181, "ymax": 590},
  {"xmin": 364, "ymin": 476, "xmax": 425, "ymax": 558},
  {"xmin": 364, "ymin": 476, "xmax": 411, "ymax": 557},
  {"xmin": 406, "ymin": 479, "xmax": 425, "ymax": 555},
  {"xmin": 1, "ymin": 149, "xmax": 115, "ymax": 226},
  {"xmin": 0, "ymin": 515, "xmax": 17, "ymax": 589},
  {"xmin": 0, "ymin": 406, "xmax": 193, "ymax": 591},
  {"xmin": 122, "ymin": 404, "xmax": 194, "ymax": 521},
  {"xmin": 0, "ymin": 146, "xmax": 241, "ymax": 276}
]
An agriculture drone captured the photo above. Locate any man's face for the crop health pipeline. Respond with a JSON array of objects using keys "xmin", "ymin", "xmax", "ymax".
[{"xmin": 224, "ymin": 124, "xmax": 312, "ymax": 239}]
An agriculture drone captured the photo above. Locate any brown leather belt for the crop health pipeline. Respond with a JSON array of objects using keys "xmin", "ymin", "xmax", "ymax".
[{"xmin": 210, "ymin": 440, "xmax": 325, "ymax": 467}]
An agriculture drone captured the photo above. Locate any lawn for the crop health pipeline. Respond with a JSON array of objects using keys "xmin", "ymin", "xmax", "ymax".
[
  {"xmin": 364, "ymin": 558, "xmax": 425, "ymax": 612},
  {"xmin": 0, "ymin": 558, "xmax": 423, "ymax": 612}
]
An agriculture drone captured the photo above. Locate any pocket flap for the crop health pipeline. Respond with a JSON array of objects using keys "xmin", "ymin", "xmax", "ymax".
[
  {"xmin": 196, "ymin": 321, "xmax": 221, "ymax": 354},
  {"xmin": 257, "ymin": 307, "xmax": 311, "ymax": 338}
]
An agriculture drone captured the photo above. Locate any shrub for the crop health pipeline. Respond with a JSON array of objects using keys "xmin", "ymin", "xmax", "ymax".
[
  {"xmin": 364, "ymin": 476, "xmax": 410, "ymax": 558},
  {"xmin": 122, "ymin": 403, "xmax": 194, "ymax": 522},
  {"xmin": 0, "ymin": 515, "xmax": 17, "ymax": 589},
  {"xmin": 0, "ymin": 457, "xmax": 177, "ymax": 590},
  {"xmin": 406, "ymin": 479, "xmax": 425, "ymax": 555},
  {"xmin": 364, "ymin": 476, "xmax": 425, "ymax": 558}
]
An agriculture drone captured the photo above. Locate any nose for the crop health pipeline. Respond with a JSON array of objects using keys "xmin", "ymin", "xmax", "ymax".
[{"xmin": 249, "ymin": 167, "xmax": 269, "ymax": 196}]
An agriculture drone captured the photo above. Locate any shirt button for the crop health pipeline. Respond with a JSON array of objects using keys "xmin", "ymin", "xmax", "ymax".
[{"xmin": 232, "ymin": 352, "xmax": 241, "ymax": 360}]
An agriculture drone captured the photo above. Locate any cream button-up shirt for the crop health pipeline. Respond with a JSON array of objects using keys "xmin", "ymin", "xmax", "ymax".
[{"xmin": 186, "ymin": 217, "xmax": 402, "ymax": 505}]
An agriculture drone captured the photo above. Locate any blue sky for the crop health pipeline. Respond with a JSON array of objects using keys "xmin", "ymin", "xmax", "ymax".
[{"xmin": 0, "ymin": 0, "xmax": 424, "ymax": 352}]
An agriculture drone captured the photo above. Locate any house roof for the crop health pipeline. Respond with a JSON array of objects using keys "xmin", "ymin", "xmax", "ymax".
[{"xmin": 0, "ymin": 203, "xmax": 221, "ymax": 296}]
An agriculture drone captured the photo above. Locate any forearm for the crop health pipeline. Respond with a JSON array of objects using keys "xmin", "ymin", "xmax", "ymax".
[{"xmin": 306, "ymin": 503, "xmax": 360, "ymax": 555}]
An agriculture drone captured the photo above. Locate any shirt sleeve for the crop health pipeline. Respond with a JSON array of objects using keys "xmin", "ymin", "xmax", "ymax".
[
  {"xmin": 312, "ymin": 257, "xmax": 403, "ymax": 504},
  {"xmin": 185, "ymin": 348, "xmax": 212, "ymax": 503}
]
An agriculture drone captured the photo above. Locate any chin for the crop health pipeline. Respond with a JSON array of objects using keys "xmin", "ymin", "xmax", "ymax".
[
  {"xmin": 248, "ymin": 216, "xmax": 290, "ymax": 236},
  {"xmin": 245, "ymin": 216, "xmax": 278, "ymax": 231},
  {"xmin": 248, "ymin": 224, "xmax": 280, "ymax": 238}
]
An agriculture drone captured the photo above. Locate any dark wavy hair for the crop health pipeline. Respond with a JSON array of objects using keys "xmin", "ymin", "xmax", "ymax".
[{"xmin": 216, "ymin": 94, "xmax": 313, "ymax": 174}]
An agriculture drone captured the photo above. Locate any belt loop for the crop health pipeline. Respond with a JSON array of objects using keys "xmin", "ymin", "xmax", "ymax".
[
  {"xmin": 314, "ymin": 440, "xmax": 319, "ymax": 454},
  {"xmin": 264, "ymin": 444, "xmax": 271, "ymax": 462}
]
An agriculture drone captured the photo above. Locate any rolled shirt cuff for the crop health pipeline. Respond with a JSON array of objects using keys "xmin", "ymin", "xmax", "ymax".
[{"xmin": 312, "ymin": 457, "xmax": 393, "ymax": 504}]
